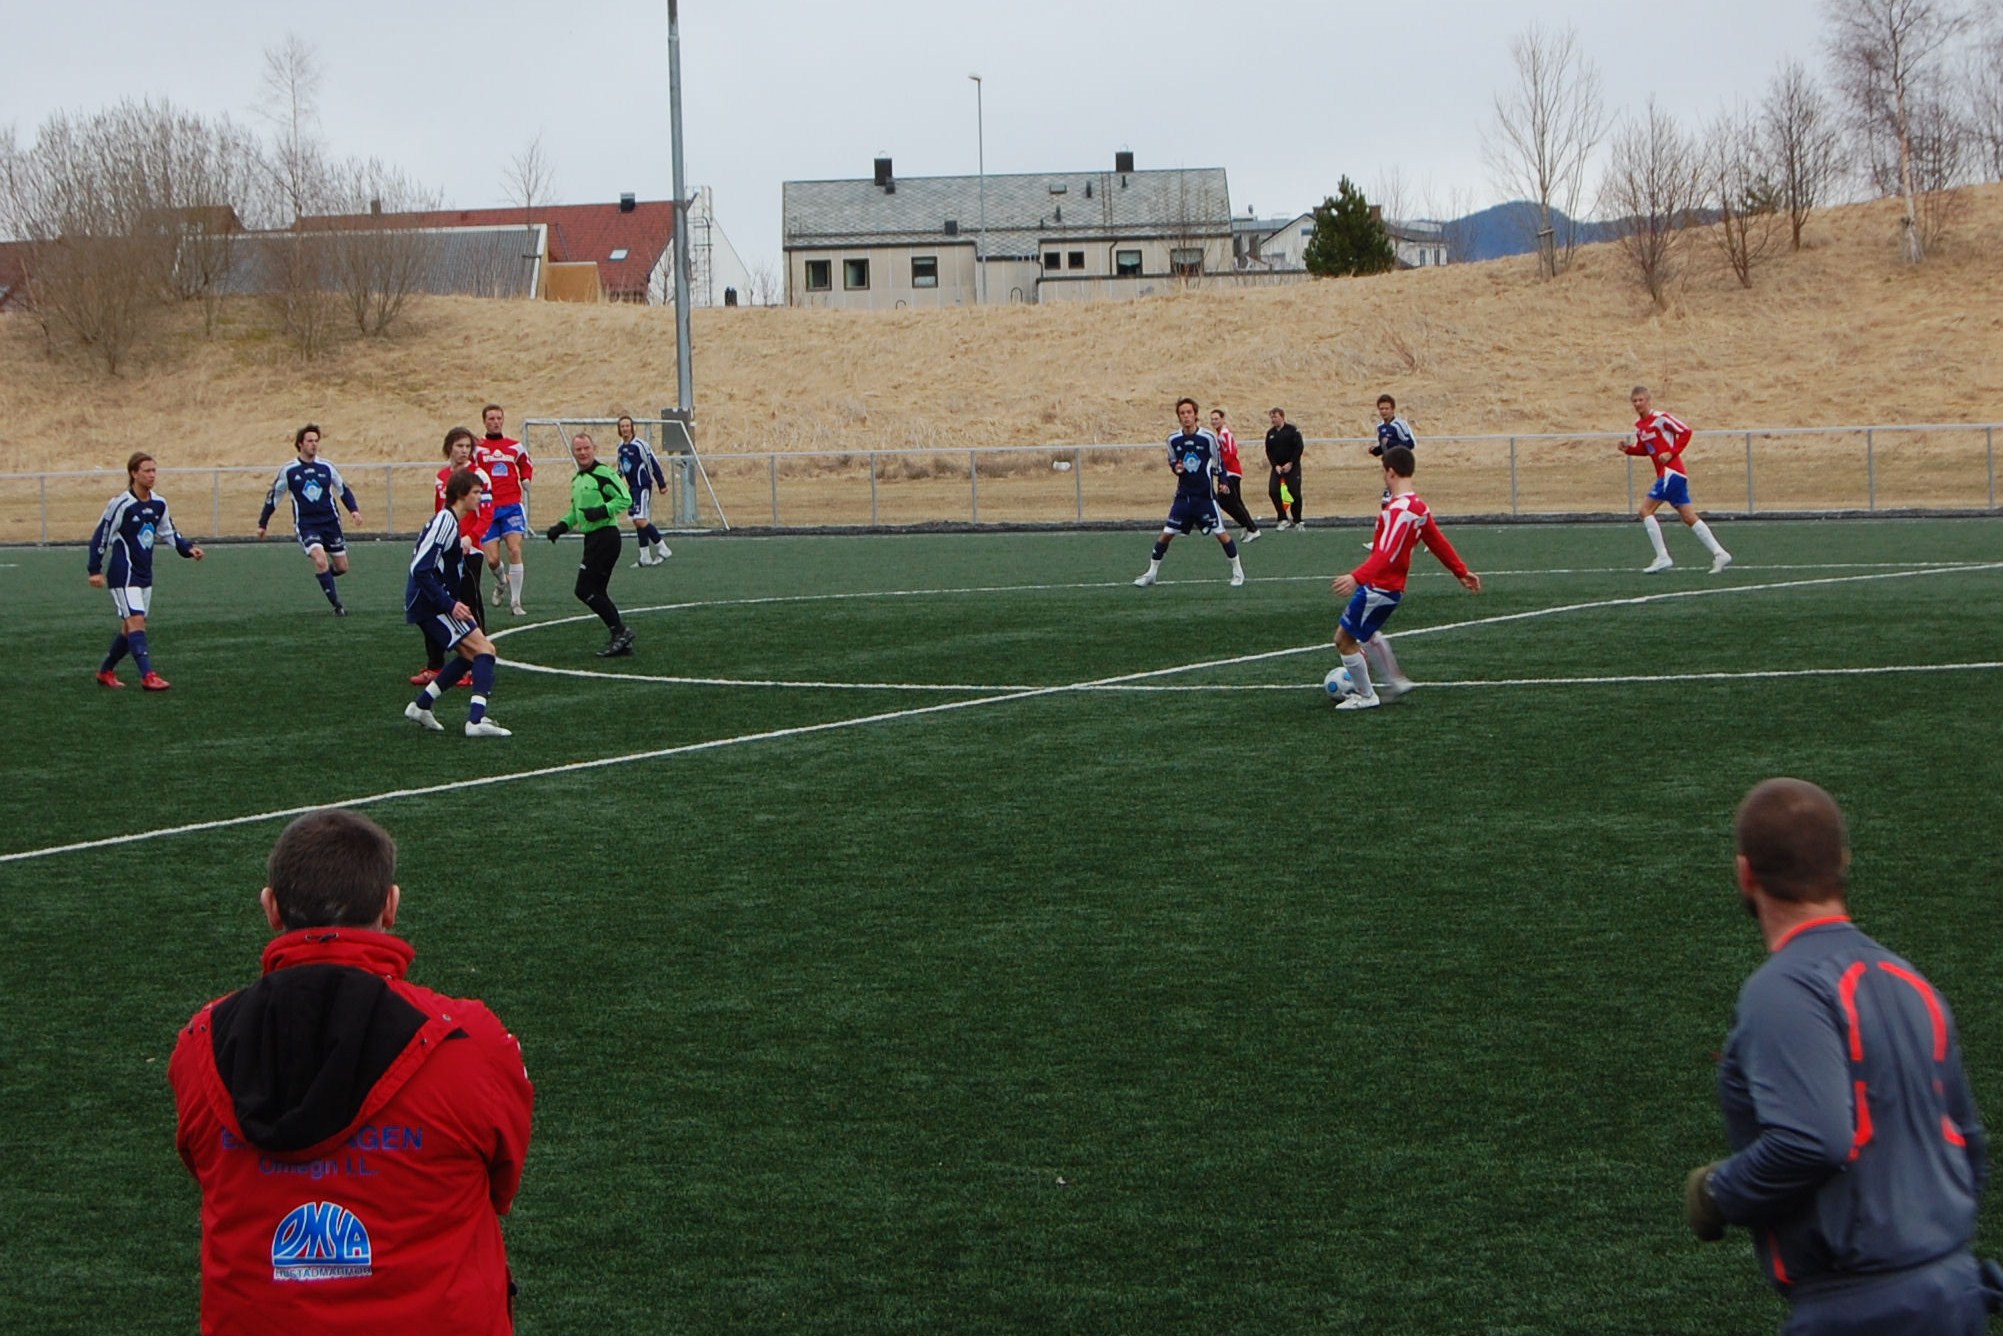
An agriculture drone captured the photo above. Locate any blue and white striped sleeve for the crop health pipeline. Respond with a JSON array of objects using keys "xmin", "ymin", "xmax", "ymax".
[
  {"xmin": 88, "ymin": 495, "xmax": 123, "ymax": 575},
  {"xmin": 158, "ymin": 499, "xmax": 196, "ymax": 557},
  {"xmin": 328, "ymin": 462, "xmax": 358, "ymax": 513}
]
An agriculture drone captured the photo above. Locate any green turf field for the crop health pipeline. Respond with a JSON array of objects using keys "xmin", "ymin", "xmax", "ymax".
[{"xmin": 3, "ymin": 518, "xmax": 2000, "ymax": 1334}]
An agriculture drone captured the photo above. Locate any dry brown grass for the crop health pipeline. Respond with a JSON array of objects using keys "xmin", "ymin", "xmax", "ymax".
[{"xmin": 3, "ymin": 187, "xmax": 2001, "ymax": 478}]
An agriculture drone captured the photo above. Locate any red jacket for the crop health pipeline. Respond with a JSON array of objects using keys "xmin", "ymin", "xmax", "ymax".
[{"xmin": 171, "ymin": 928, "xmax": 534, "ymax": 1336}]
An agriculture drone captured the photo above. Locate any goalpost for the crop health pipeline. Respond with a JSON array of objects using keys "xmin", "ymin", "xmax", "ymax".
[{"xmin": 518, "ymin": 415, "xmax": 731, "ymax": 531}]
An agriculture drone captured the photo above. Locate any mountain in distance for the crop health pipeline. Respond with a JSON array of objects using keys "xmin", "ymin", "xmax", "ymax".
[{"xmin": 1431, "ymin": 200, "xmax": 1626, "ymax": 263}]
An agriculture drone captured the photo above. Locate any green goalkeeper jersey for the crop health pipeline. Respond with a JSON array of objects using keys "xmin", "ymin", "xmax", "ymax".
[{"xmin": 559, "ymin": 463, "xmax": 631, "ymax": 533}]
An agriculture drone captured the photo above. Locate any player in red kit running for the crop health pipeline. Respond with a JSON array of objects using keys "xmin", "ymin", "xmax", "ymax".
[
  {"xmin": 1622, "ymin": 386, "xmax": 1731, "ymax": 574},
  {"xmin": 1208, "ymin": 407, "xmax": 1262, "ymax": 542},
  {"xmin": 1329, "ymin": 445, "xmax": 1481, "ymax": 711},
  {"xmin": 473, "ymin": 404, "xmax": 534, "ymax": 614}
]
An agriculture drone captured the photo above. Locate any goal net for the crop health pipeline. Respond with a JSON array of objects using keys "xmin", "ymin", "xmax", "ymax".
[{"xmin": 518, "ymin": 416, "xmax": 730, "ymax": 531}]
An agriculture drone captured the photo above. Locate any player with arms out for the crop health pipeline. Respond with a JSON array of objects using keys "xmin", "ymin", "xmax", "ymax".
[
  {"xmin": 1622, "ymin": 385, "xmax": 1731, "ymax": 574},
  {"xmin": 88, "ymin": 451, "xmax": 204, "ymax": 690},
  {"xmin": 1328, "ymin": 445, "xmax": 1480, "ymax": 711},
  {"xmin": 474, "ymin": 404, "xmax": 534, "ymax": 614},
  {"xmin": 257, "ymin": 424, "xmax": 362, "ymax": 615},
  {"xmin": 614, "ymin": 415, "xmax": 673, "ymax": 567},
  {"xmin": 405, "ymin": 469, "xmax": 510, "ymax": 737},
  {"xmin": 1134, "ymin": 397, "xmax": 1247, "ymax": 589}
]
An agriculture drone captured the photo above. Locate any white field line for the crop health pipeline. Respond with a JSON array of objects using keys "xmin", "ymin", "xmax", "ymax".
[{"xmin": 6, "ymin": 561, "xmax": 1998, "ymax": 865}]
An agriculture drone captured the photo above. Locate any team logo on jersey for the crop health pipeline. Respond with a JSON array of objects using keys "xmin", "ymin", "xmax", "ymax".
[
  {"xmin": 1182, "ymin": 453, "xmax": 1202, "ymax": 473},
  {"xmin": 137, "ymin": 523, "xmax": 156, "ymax": 550},
  {"xmin": 270, "ymin": 1201, "xmax": 373, "ymax": 1282},
  {"xmin": 303, "ymin": 481, "xmax": 324, "ymax": 503}
]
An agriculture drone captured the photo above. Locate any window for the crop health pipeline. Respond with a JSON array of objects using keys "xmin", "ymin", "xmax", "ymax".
[
  {"xmin": 911, "ymin": 256, "xmax": 938, "ymax": 288},
  {"xmin": 1044, "ymin": 251, "xmax": 1062, "ymax": 269},
  {"xmin": 1115, "ymin": 249, "xmax": 1142, "ymax": 277},
  {"xmin": 1170, "ymin": 248, "xmax": 1204, "ymax": 277},
  {"xmin": 1067, "ymin": 250, "xmax": 1085, "ymax": 270},
  {"xmin": 843, "ymin": 258, "xmax": 870, "ymax": 290},
  {"xmin": 805, "ymin": 260, "xmax": 831, "ymax": 291},
  {"xmin": 609, "ymin": 248, "xmax": 629, "ymax": 262}
]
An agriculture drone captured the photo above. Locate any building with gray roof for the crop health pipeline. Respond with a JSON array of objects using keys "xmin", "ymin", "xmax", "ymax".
[{"xmin": 782, "ymin": 151, "xmax": 1232, "ymax": 308}]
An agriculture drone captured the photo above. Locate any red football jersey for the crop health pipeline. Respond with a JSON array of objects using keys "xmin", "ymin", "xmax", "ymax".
[
  {"xmin": 1350, "ymin": 490, "xmax": 1469, "ymax": 593},
  {"xmin": 1624, "ymin": 411, "xmax": 1692, "ymax": 479},
  {"xmin": 436, "ymin": 465, "xmax": 495, "ymax": 547},
  {"xmin": 473, "ymin": 438, "xmax": 533, "ymax": 507}
]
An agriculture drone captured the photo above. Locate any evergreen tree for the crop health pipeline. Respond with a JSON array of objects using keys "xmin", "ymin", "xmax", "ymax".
[{"xmin": 1304, "ymin": 177, "xmax": 1397, "ymax": 277}]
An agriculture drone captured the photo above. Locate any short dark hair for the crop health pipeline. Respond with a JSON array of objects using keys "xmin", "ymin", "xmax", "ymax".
[
  {"xmin": 1175, "ymin": 397, "xmax": 1199, "ymax": 415},
  {"xmin": 1381, "ymin": 445, "xmax": 1416, "ymax": 477},
  {"xmin": 266, "ymin": 809, "xmax": 397, "ymax": 930},
  {"xmin": 1377, "ymin": 394, "xmax": 1396, "ymax": 409},
  {"xmin": 126, "ymin": 451, "xmax": 154, "ymax": 478},
  {"xmin": 294, "ymin": 424, "xmax": 321, "ymax": 449},
  {"xmin": 1735, "ymin": 778, "xmax": 1848, "ymax": 904},
  {"xmin": 482, "ymin": 403, "xmax": 503, "ymax": 417},
  {"xmin": 1631, "ymin": 385, "xmax": 1650, "ymax": 397},
  {"xmin": 443, "ymin": 468, "xmax": 480, "ymax": 506},
  {"xmin": 442, "ymin": 426, "xmax": 476, "ymax": 457},
  {"xmin": 1269, "ymin": 407, "xmax": 1285, "ymax": 416}
]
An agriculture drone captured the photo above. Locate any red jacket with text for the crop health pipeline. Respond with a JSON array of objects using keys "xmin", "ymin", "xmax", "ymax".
[{"xmin": 171, "ymin": 928, "xmax": 534, "ymax": 1336}]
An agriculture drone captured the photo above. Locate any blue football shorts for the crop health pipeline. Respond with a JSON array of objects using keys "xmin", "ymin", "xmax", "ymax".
[
  {"xmin": 296, "ymin": 526, "xmax": 346, "ymax": 556},
  {"xmin": 418, "ymin": 606, "xmax": 477, "ymax": 652},
  {"xmin": 1339, "ymin": 585, "xmax": 1402, "ymax": 642},
  {"xmin": 486, "ymin": 503, "xmax": 529, "ymax": 540},
  {"xmin": 1163, "ymin": 491, "xmax": 1225, "ymax": 536},
  {"xmin": 111, "ymin": 584, "xmax": 151, "ymax": 619},
  {"xmin": 629, "ymin": 488, "xmax": 652, "ymax": 522},
  {"xmin": 1646, "ymin": 472, "xmax": 1693, "ymax": 507}
]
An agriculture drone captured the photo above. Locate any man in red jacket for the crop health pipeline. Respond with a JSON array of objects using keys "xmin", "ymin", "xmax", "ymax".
[{"xmin": 171, "ymin": 809, "xmax": 534, "ymax": 1335}]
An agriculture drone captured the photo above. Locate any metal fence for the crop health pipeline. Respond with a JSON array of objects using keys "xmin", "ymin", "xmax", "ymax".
[{"xmin": 5, "ymin": 423, "xmax": 1996, "ymax": 545}]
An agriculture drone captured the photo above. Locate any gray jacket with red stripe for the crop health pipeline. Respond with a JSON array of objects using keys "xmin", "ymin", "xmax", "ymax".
[{"xmin": 1710, "ymin": 916, "xmax": 1988, "ymax": 1295}]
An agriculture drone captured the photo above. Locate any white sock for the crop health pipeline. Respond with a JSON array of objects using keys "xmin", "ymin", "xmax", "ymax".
[
  {"xmin": 1341, "ymin": 650, "xmax": 1376, "ymax": 701},
  {"xmin": 1690, "ymin": 519, "xmax": 1725, "ymax": 556},
  {"xmin": 655, "ymin": 541, "xmax": 672, "ymax": 558},
  {"xmin": 492, "ymin": 565, "xmax": 508, "ymax": 596},
  {"xmin": 1230, "ymin": 555, "xmax": 1244, "ymax": 577},
  {"xmin": 1643, "ymin": 515, "xmax": 1669, "ymax": 561},
  {"xmin": 1364, "ymin": 634, "xmax": 1404, "ymax": 683},
  {"xmin": 1149, "ymin": 559, "xmax": 1162, "ymax": 575},
  {"xmin": 508, "ymin": 564, "xmax": 525, "ymax": 605}
]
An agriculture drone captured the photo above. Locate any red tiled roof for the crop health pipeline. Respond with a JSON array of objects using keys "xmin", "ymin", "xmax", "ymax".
[{"xmin": 302, "ymin": 201, "xmax": 677, "ymax": 298}]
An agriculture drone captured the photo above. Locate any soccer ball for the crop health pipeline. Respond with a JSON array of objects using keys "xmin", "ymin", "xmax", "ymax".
[{"xmin": 1323, "ymin": 666, "xmax": 1357, "ymax": 701}]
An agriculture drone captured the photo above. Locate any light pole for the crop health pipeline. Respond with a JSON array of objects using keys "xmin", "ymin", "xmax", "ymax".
[{"xmin": 968, "ymin": 73, "xmax": 987, "ymax": 306}]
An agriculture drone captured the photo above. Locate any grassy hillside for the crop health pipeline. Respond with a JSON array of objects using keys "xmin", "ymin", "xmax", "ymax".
[{"xmin": 2, "ymin": 187, "xmax": 2000, "ymax": 475}]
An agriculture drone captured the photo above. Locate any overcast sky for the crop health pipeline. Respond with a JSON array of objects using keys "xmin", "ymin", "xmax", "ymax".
[{"xmin": 8, "ymin": 0, "xmax": 1836, "ymax": 273}]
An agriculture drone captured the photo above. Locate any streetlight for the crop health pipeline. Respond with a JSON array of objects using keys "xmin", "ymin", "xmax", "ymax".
[{"xmin": 968, "ymin": 73, "xmax": 987, "ymax": 306}]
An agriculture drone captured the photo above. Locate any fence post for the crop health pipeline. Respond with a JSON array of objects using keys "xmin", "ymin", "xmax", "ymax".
[
  {"xmin": 1074, "ymin": 447, "xmax": 1084, "ymax": 522},
  {"xmin": 769, "ymin": 455, "xmax": 779, "ymax": 527},
  {"xmin": 1625, "ymin": 453, "xmax": 1634, "ymax": 514},
  {"xmin": 213, "ymin": 469, "xmax": 223, "ymax": 538},
  {"xmin": 1745, "ymin": 432, "xmax": 1755, "ymax": 515},
  {"xmin": 870, "ymin": 453, "xmax": 879, "ymax": 527},
  {"xmin": 40, "ymin": 475, "xmax": 49, "ymax": 545},
  {"xmin": 384, "ymin": 465, "xmax": 394, "ymax": 536},
  {"xmin": 1866, "ymin": 429, "xmax": 1875, "ymax": 512},
  {"xmin": 969, "ymin": 450, "xmax": 979, "ymax": 524},
  {"xmin": 1508, "ymin": 438, "xmax": 1519, "ymax": 516},
  {"xmin": 1988, "ymin": 427, "xmax": 1995, "ymax": 510}
]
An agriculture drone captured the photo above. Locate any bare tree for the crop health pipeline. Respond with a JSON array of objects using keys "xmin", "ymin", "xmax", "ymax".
[
  {"xmin": 746, "ymin": 259, "xmax": 782, "ymax": 306},
  {"xmin": 253, "ymin": 34, "xmax": 326, "ymax": 226},
  {"xmin": 503, "ymin": 132, "xmax": 557, "ymax": 295},
  {"xmin": 1825, "ymin": 0, "xmax": 1973, "ymax": 262},
  {"xmin": 152, "ymin": 111, "xmax": 258, "ymax": 335},
  {"xmin": 1602, "ymin": 99, "xmax": 1703, "ymax": 309},
  {"xmin": 1485, "ymin": 23, "xmax": 1608, "ymax": 277},
  {"xmin": 1966, "ymin": 17, "xmax": 2003, "ymax": 180},
  {"xmin": 326, "ymin": 158, "xmax": 443, "ymax": 336},
  {"xmin": 1705, "ymin": 103, "xmax": 1782, "ymax": 287},
  {"xmin": 0, "ymin": 103, "xmax": 184, "ymax": 373},
  {"xmin": 1761, "ymin": 59, "xmax": 1845, "ymax": 249}
]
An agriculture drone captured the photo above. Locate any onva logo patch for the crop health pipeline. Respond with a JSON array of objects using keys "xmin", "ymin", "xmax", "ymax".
[{"xmin": 271, "ymin": 1201, "xmax": 373, "ymax": 1282}]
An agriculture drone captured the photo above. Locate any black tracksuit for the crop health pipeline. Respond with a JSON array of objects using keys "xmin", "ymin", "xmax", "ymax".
[{"xmin": 1265, "ymin": 422, "xmax": 1305, "ymax": 523}]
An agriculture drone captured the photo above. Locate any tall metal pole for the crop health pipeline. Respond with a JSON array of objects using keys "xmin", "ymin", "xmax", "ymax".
[
  {"xmin": 969, "ymin": 74, "xmax": 987, "ymax": 306},
  {"xmin": 668, "ymin": 0, "xmax": 694, "ymax": 414}
]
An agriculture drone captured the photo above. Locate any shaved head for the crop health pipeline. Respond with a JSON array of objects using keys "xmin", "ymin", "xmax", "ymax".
[{"xmin": 1735, "ymin": 778, "xmax": 1849, "ymax": 904}]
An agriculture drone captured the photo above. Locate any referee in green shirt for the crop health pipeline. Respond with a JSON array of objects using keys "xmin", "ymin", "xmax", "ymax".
[{"xmin": 545, "ymin": 432, "xmax": 635, "ymax": 657}]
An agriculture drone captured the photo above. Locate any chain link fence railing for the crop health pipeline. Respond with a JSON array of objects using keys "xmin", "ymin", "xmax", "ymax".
[{"xmin": 6, "ymin": 424, "xmax": 1996, "ymax": 545}]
